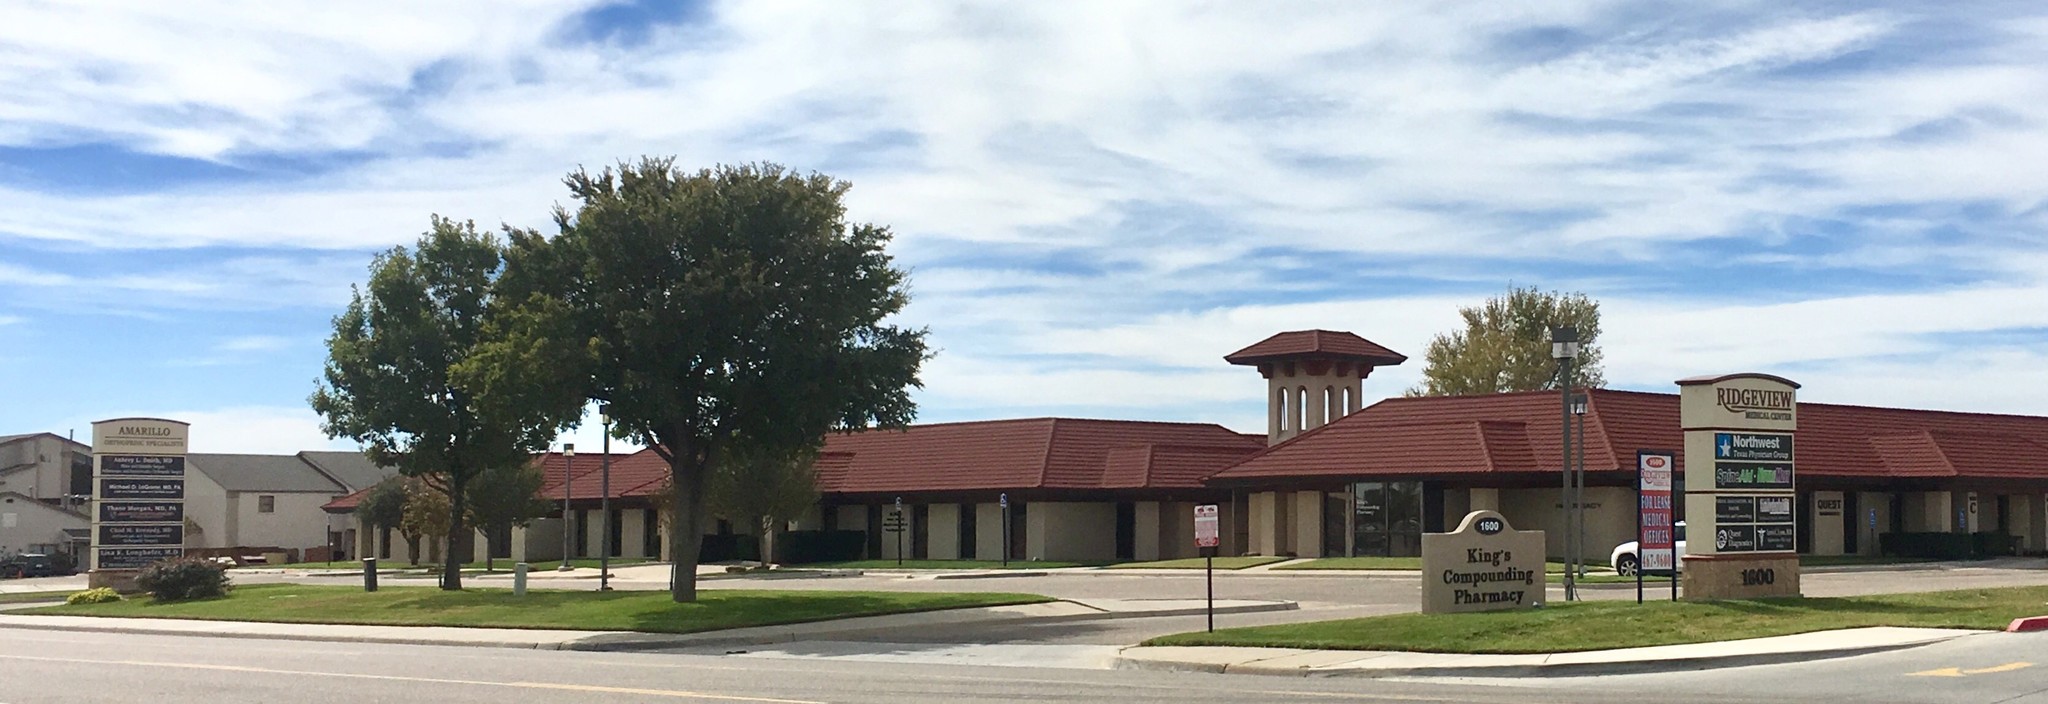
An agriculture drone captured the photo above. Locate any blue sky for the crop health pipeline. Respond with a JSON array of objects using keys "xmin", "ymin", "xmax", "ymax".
[{"xmin": 3, "ymin": 1, "xmax": 2047, "ymax": 453}]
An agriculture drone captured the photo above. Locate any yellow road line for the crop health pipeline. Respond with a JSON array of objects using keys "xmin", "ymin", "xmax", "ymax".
[
  {"xmin": 1967, "ymin": 662, "xmax": 2032, "ymax": 675},
  {"xmin": 0, "ymin": 654, "xmax": 820, "ymax": 703}
]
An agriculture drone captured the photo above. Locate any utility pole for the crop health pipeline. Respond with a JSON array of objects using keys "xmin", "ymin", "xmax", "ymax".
[
  {"xmin": 1551, "ymin": 326, "xmax": 1580, "ymax": 602},
  {"xmin": 559, "ymin": 444, "xmax": 575, "ymax": 571}
]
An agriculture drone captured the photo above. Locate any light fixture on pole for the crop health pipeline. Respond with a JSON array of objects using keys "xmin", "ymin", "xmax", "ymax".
[
  {"xmin": 599, "ymin": 405, "xmax": 613, "ymax": 592},
  {"xmin": 1550, "ymin": 325, "xmax": 1580, "ymax": 602},
  {"xmin": 560, "ymin": 443, "xmax": 575, "ymax": 572}
]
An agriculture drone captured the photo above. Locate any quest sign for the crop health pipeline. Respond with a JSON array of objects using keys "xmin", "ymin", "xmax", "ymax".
[
  {"xmin": 90, "ymin": 418, "xmax": 190, "ymax": 580},
  {"xmin": 1420, "ymin": 510, "xmax": 1546, "ymax": 614},
  {"xmin": 1678, "ymin": 374, "xmax": 1801, "ymax": 600}
]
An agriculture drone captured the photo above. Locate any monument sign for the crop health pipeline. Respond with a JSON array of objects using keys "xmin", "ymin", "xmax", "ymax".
[
  {"xmin": 1421, "ymin": 510, "xmax": 1546, "ymax": 614},
  {"xmin": 1677, "ymin": 374, "xmax": 1801, "ymax": 599}
]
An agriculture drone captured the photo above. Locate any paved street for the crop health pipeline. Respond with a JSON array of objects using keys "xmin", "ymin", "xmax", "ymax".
[
  {"xmin": 11, "ymin": 626, "xmax": 2048, "ymax": 703},
  {"xmin": 0, "ymin": 628, "xmax": 1692, "ymax": 704},
  {"xmin": 1495, "ymin": 631, "xmax": 2048, "ymax": 704}
]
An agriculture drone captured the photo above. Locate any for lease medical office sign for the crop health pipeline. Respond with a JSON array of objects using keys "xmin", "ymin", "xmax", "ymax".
[{"xmin": 1637, "ymin": 451, "xmax": 1677, "ymax": 572}]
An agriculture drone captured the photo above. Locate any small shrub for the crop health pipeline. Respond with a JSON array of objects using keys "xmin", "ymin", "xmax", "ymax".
[
  {"xmin": 65, "ymin": 587, "xmax": 122, "ymax": 605},
  {"xmin": 136, "ymin": 558, "xmax": 232, "ymax": 602}
]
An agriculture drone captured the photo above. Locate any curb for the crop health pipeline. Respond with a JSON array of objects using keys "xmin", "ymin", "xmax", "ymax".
[
  {"xmin": 0, "ymin": 599, "xmax": 1298, "ymax": 654},
  {"xmin": 926, "ymin": 571, "xmax": 1048, "ymax": 580},
  {"xmin": 0, "ymin": 619, "xmax": 579, "ymax": 650},
  {"xmin": 2006, "ymin": 616, "xmax": 2048, "ymax": 633},
  {"xmin": 1113, "ymin": 636, "xmax": 1970, "ymax": 679},
  {"xmin": 568, "ymin": 600, "xmax": 1300, "ymax": 653}
]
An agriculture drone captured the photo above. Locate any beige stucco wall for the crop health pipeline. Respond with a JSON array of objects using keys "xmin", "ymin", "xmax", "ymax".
[
  {"xmin": 182, "ymin": 472, "xmax": 230, "ymax": 549},
  {"xmin": 974, "ymin": 503, "xmax": 1005, "ymax": 560},
  {"xmin": 621, "ymin": 509, "xmax": 649, "ymax": 559},
  {"xmin": 0, "ymin": 493, "xmax": 86, "ymax": 555},
  {"xmin": 1809, "ymin": 491, "xmax": 1846, "ymax": 556},
  {"xmin": 232, "ymin": 491, "xmax": 338, "ymax": 551},
  {"xmin": 1247, "ymin": 491, "xmax": 1289, "ymax": 555},
  {"xmin": 1497, "ymin": 486, "xmax": 1634, "ymax": 560},
  {"xmin": 878, "ymin": 505, "xmax": 914, "ymax": 560},
  {"xmin": 927, "ymin": 503, "xmax": 961, "ymax": 559},
  {"xmin": 1291, "ymin": 491, "xmax": 1323, "ymax": 558},
  {"xmin": 1134, "ymin": 502, "xmax": 1163, "ymax": 560},
  {"xmin": 1026, "ymin": 502, "xmax": 1117, "ymax": 561},
  {"xmin": 1854, "ymin": 491, "xmax": 1891, "ymax": 556},
  {"xmin": 0, "ymin": 436, "xmax": 85, "ymax": 503}
]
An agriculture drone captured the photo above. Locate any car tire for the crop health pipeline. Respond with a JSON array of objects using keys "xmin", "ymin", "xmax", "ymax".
[{"xmin": 1615, "ymin": 554, "xmax": 1640, "ymax": 577}]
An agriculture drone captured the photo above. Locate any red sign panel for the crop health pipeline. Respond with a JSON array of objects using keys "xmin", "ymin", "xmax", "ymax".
[
  {"xmin": 1194, "ymin": 504, "xmax": 1220, "ymax": 548},
  {"xmin": 1638, "ymin": 452, "xmax": 1676, "ymax": 571}
]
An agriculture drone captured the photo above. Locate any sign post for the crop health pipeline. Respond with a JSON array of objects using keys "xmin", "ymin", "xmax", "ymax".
[
  {"xmin": 89, "ymin": 418, "xmax": 190, "ymax": 590},
  {"xmin": 1636, "ymin": 450, "xmax": 1678, "ymax": 603},
  {"xmin": 1194, "ymin": 504, "xmax": 1220, "ymax": 632},
  {"xmin": 999, "ymin": 493, "xmax": 1010, "ymax": 568},
  {"xmin": 1677, "ymin": 373, "xmax": 1800, "ymax": 600},
  {"xmin": 885, "ymin": 497, "xmax": 907, "ymax": 567}
]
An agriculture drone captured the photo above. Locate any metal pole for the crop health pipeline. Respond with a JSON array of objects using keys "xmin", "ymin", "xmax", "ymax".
[
  {"xmin": 560, "ymin": 445, "xmax": 574, "ymax": 571},
  {"xmin": 1577, "ymin": 394, "xmax": 1588, "ymax": 580},
  {"xmin": 601, "ymin": 412, "xmax": 612, "ymax": 591},
  {"xmin": 1206, "ymin": 554, "xmax": 1215, "ymax": 633},
  {"xmin": 1559, "ymin": 357, "xmax": 1575, "ymax": 602},
  {"xmin": 1636, "ymin": 458, "xmax": 1645, "ymax": 605}
]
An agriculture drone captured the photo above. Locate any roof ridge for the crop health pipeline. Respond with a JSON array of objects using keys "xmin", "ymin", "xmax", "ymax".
[{"xmin": 1036, "ymin": 418, "xmax": 1060, "ymax": 489}]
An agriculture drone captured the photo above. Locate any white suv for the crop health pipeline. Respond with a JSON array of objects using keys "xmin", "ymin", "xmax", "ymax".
[{"xmin": 1610, "ymin": 521, "xmax": 1686, "ymax": 576}]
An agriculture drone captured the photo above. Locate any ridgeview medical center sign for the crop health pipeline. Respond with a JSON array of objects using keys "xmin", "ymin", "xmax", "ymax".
[{"xmin": 1677, "ymin": 373, "xmax": 1801, "ymax": 600}]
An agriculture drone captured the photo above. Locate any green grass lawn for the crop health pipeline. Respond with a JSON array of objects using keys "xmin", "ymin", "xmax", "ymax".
[
  {"xmin": 234, "ymin": 558, "xmax": 656, "ymax": 573},
  {"xmin": 1273, "ymin": 557, "xmax": 1581, "ymax": 573},
  {"xmin": 1574, "ymin": 573, "xmax": 1674, "ymax": 585},
  {"xmin": 797, "ymin": 559, "xmax": 1112, "ymax": 570},
  {"xmin": 0, "ymin": 591, "xmax": 70, "ymax": 604},
  {"xmin": 1147, "ymin": 585, "xmax": 2048, "ymax": 654},
  {"xmin": 1271, "ymin": 556, "xmax": 1423, "ymax": 570},
  {"xmin": 24, "ymin": 583, "xmax": 1051, "ymax": 634},
  {"xmin": 1799, "ymin": 555, "xmax": 1940, "ymax": 568},
  {"xmin": 1107, "ymin": 557, "xmax": 1288, "ymax": 570}
]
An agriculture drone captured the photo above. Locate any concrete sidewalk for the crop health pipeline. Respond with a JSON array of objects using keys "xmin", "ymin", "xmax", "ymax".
[
  {"xmin": 1115, "ymin": 626, "xmax": 1979, "ymax": 678},
  {"xmin": 0, "ymin": 597, "xmax": 1296, "ymax": 652}
]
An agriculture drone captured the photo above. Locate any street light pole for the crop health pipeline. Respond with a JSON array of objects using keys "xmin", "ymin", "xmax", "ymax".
[
  {"xmin": 1551, "ymin": 326, "xmax": 1580, "ymax": 602},
  {"xmin": 600, "ymin": 405, "xmax": 612, "ymax": 592},
  {"xmin": 560, "ymin": 444, "xmax": 575, "ymax": 572}
]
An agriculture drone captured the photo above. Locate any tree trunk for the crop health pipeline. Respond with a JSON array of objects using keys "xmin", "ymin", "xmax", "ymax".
[
  {"xmin": 443, "ymin": 478, "xmax": 468, "ymax": 590},
  {"xmin": 406, "ymin": 536, "xmax": 421, "ymax": 566},
  {"xmin": 667, "ymin": 455, "xmax": 709, "ymax": 603},
  {"xmin": 759, "ymin": 515, "xmax": 775, "ymax": 567}
]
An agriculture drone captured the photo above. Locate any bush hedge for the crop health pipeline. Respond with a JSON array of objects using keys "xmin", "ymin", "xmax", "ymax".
[
  {"xmin": 136, "ymin": 558, "xmax": 232, "ymax": 602},
  {"xmin": 65, "ymin": 587, "xmax": 121, "ymax": 605}
]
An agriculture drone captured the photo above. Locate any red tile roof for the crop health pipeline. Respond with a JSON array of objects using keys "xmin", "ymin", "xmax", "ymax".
[
  {"xmin": 1224, "ymin": 330, "xmax": 1408, "ymax": 366},
  {"xmin": 1208, "ymin": 388, "xmax": 2048, "ymax": 483},
  {"xmin": 322, "ymin": 486, "xmax": 371, "ymax": 513},
  {"xmin": 817, "ymin": 418, "xmax": 1264, "ymax": 495}
]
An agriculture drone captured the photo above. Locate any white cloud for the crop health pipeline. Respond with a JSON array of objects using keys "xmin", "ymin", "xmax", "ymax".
[
  {"xmin": 5, "ymin": 3, "xmax": 2048, "ymax": 436},
  {"xmin": 215, "ymin": 335, "xmax": 293, "ymax": 353}
]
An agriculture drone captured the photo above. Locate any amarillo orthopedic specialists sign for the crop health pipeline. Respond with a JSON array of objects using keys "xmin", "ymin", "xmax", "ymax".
[
  {"xmin": 1420, "ymin": 510, "xmax": 1546, "ymax": 614},
  {"xmin": 91, "ymin": 417, "xmax": 189, "ymax": 576}
]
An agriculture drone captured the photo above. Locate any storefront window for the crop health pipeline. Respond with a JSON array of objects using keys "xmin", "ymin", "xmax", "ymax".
[{"xmin": 1351, "ymin": 481, "xmax": 1423, "ymax": 557}]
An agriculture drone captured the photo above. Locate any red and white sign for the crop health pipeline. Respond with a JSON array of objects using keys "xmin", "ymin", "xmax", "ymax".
[
  {"xmin": 1194, "ymin": 504, "xmax": 1220, "ymax": 549},
  {"xmin": 1638, "ymin": 452, "xmax": 1677, "ymax": 572}
]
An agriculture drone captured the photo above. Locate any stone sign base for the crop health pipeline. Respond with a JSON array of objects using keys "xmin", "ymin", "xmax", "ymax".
[
  {"xmin": 87, "ymin": 569, "xmax": 143, "ymax": 594},
  {"xmin": 1681, "ymin": 554, "xmax": 1801, "ymax": 600}
]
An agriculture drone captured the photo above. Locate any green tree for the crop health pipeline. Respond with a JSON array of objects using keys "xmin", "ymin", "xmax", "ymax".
[
  {"xmin": 353, "ymin": 476, "xmax": 408, "ymax": 558},
  {"xmin": 464, "ymin": 460, "xmax": 550, "ymax": 571},
  {"xmin": 1407, "ymin": 286, "xmax": 1605, "ymax": 397},
  {"xmin": 400, "ymin": 480, "xmax": 450, "ymax": 566},
  {"xmin": 311, "ymin": 216, "xmax": 574, "ymax": 589},
  {"xmin": 488, "ymin": 159, "xmax": 928, "ymax": 602},
  {"xmin": 699, "ymin": 443, "xmax": 820, "ymax": 565}
]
